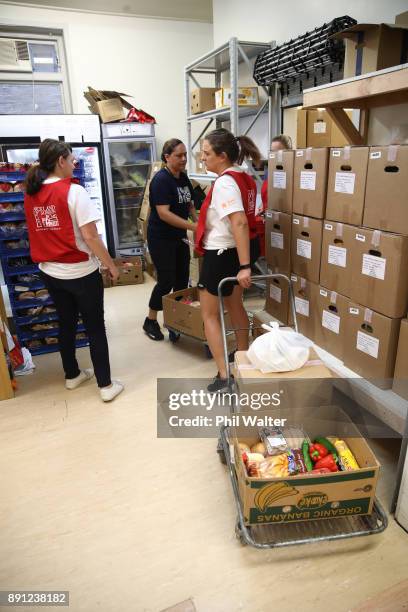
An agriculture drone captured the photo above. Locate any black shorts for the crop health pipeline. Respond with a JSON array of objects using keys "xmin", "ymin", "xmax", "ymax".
[{"xmin": 198, "ymin": 248, "xmax": 240, "ymax": 297}]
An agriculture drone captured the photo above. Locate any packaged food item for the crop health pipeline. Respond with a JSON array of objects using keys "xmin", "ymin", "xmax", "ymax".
[
  {"xmin": 288, "ymin": 448, "xmax": 307, "ymax": 474},
  {"xmin": 35, "ymin": 289, "xmax": 50, "ymax": 300},
  {"xmin": 18, "ymin": 291, "xmax": 35, "ymax": 301},
  {"xmin": 13, "ymin": 182, "xmax": 25, "ymax": 192},
  {"xmin": 44, "ymin": 337, "xmax": 58, "ymax": 345},
  {"xmin": 331, "ymin": 439, "xmax": 359, "ymax": 471},
  {"xmin": 259, "ymin": 427, "xmax": 288, "ymax": 456},
  {"xmin": 247, "ymin": 453, "xmax": 290, "ymax": 478},
  {"xmin": 238, "ymin": 442, "xmax": 251, "ymax": 453}
]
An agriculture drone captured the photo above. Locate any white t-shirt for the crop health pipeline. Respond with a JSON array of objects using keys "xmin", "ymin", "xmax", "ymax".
[
  {"xmin": 203, "ymin": 166, "xmax": 245, "ymax": 250},
  {"xmin": 39, "ymin": 178, "xmax": 101, "ymax": 280}
]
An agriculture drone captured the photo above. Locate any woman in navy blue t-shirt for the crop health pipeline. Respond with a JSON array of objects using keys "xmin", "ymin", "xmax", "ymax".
[{"xmin": 143, "ymin": 139, "xmax": 198, "ymax": 341}]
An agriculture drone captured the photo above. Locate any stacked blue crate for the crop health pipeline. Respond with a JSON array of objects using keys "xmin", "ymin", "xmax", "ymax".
[{"xmin": 0, "ymin": 162, "xmax": 89, "ymax": 355}]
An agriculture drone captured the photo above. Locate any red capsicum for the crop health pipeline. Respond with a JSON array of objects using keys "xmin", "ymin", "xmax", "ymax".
[
  {"xmin": 309, "ymin": 442, "xmax": 329, "ymax": 463},
  {"xmin": 314, "ymin": 453, "xmax": 339, "ymax": 472}
]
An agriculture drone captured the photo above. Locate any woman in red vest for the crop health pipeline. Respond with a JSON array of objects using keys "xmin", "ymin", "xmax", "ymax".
[
  {"xmin": 195, "ymin": 128, "xmax": 261, "ymax": 393},
  {"xmin": 24, "ymin": 139, "xmax": 123, "ymax": 402}
]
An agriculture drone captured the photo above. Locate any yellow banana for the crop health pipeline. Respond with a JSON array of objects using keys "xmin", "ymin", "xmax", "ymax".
[{"xmin": 255, "ymin": 482, "xmax": 299, "ymax": 512}]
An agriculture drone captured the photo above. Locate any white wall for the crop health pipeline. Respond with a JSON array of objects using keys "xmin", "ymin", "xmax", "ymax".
[
  {"xmin": 213, "ymin": 0, "xmax": 408, "ymax": 46},
  {"xmin": 0, "ymin": 3, "xmax": 213, "ymax": 150}
]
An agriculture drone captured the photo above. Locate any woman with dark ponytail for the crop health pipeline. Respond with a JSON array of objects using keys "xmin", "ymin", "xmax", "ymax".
[
  {"xmin": 195, "ymin": 128, "xmax": 261, "ymax": 393},
  {"xmin": 143, "ymin": 138, "xmax": 198, "ymax": 341},
  {"xmin": 24, "ymin": 139, "xmax": 123, "ymax": 402}
]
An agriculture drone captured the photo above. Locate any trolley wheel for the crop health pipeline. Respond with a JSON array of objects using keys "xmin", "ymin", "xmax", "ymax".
[
  {"xmin": 169, "ymin": 330, "xmax": 180, "ymax": 343},
  {"xmin": 235, "ymin": 520, "xmax": 247, "ymax": 546},
  {"xmin": 204, "ymin": 344, "xmax": 212, "ymax": 359},
  {"xmin": 216, "ymin": 437, "xmax": 227, "ymax": 464}
]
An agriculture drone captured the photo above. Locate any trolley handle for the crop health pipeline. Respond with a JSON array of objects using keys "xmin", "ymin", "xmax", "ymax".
[{"xmin": 217, "ymin": 273, "xmax": 299, "ymax": 382}]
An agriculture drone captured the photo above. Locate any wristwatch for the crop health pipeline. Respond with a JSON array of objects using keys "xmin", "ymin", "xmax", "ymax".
[{"xmin": 239, "ymin": 263, "xmax": 251, "ymax": 270}]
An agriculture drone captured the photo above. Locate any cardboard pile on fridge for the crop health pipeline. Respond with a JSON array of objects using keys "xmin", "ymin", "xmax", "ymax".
[
  {"xmin": 232, "ymin": 405, "xmax": 380, "ymax": 525},
  {"xmin": 84, "ymin": 87, "xmax": 133, "ymax": 123}
]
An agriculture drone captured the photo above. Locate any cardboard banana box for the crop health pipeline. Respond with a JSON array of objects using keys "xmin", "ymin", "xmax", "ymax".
[{"xmin": 233, "ymin": 406, "xmax": 380, "ymax": 525}]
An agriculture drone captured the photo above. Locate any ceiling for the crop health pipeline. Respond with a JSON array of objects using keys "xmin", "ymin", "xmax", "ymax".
[{"xmin": 4, "ymin": 0, "xmax": 213, "ymax": 22}]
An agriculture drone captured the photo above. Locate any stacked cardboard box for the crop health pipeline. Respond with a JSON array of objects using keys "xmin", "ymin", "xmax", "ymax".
[{"xmin": 263, "ymin": 142, "xmax": 408, "ymax": 389}]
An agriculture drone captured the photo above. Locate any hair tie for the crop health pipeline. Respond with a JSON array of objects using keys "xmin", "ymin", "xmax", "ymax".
[{"xmin": 235, "ymin": 136, "xmax": 240, "ymax": 142}]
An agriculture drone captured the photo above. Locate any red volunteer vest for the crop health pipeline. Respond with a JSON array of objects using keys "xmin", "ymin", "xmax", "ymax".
[
  {"xmin": 24, "ymin": 178, "xmax": 89, "ymax": 264},
  {"xmin": 261, "ymin": 178, "xmax": 268, "ymax": 211},
  {"xmin": 195, "ymin": 170, "xmax": 257, "ymax": 256}
]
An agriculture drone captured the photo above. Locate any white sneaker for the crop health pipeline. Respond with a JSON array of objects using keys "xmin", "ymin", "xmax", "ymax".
[
  {"xmin": 100, "ymin": 380, "xmax": 124, "ymax": 402},
  {"xmin": 65, "ymin": 368, "xmax": 94, "ymax": 390}
]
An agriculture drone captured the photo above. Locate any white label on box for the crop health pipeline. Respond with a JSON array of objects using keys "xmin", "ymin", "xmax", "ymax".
[
  {"xmin": 270, "ymin": 284, "xmax": 282, "ymax": 303},
  {"xmin": 362, "ymin": 254, "xmax": 386, "ymax": 280},
  {"xmin": 356, "ymin": 233, "xmax": 366, "ymax": 242},
  {"xmin": 332, "ymin": 150, "xmax": 341, "ymax": 157},
  {"xmin": 265, "ymin": 210, "xmax": 273, "ymax": 219},
  {"xmin": 350, "ymin": 307, "xmax": 359, "ymax": 315},
  {"xmin": 300, "ymin": 170, "xmax": 316, "ymax": 191},
  {"xmin": 325, "ymin": 223, "xmax": 333, "ymax": 231},
  {"xmin": 297, "ymin": 238, "xmax": 312, "ymax": 259},
  {"xmin": 296, "ymin": 150, "xmax": 304, "ymax": 157},
  {"xmin": 269, "ymin": 152, "xmax": 275, "ymax": 159},
  {"xmin": 271, "ymin": 232, "xmax": 284, "ymax": 250},
  {"xmin": 295, "ymin": 297, "xmax": 310, "ymax": 317},
  {"xmin": 293, "ymin": 218, "xmax": 300, "ymax": 225},
  {"xmin": 314, "ymin": 121, "xmax": 327, "ymax": 134},
  {"xmin": 357, "ymin": 331, "xmax": 379, "ymax": 359},
  {"xmin": 291, "ymin": 274, "xmax": 297, "ymax": 282},
  {"xmin": 322, "ymin": 310, "xmax": 341, "ymax": 334},
  {"xmin": 335, "ymin": 172, "xmax": 356, "ymax": 195},
  {"xmin": 273, "ymin": 170, "xmax": 287, "ymax": 189},
  {"xmin": 320, "ymin": 289, "xmax": 328, "ymax": 297},
  {"xmin": 328, "ymin": 244, "xmax": 347, "ymax": 268},
  {"xmin": 370, "ymin": 151, "xmax": 382, "ymax": 159}
]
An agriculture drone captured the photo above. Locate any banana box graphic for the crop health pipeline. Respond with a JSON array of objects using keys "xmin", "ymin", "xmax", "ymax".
[{"xmin": 254, "ymin": 482, "xmax": 299, "ymax": 512}]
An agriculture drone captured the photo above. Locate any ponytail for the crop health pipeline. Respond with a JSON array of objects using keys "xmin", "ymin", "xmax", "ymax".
[
  {"xmin": 24, "ymin": 138, "xmax": 72, "ymax": 196},
  {"xmin": 25, "ymin": 164, "xmax": 47, "ymax": 195},
  {"xmin": 205, "ymin": 128, "xmax": 261, "ymax": 167},
  {"xmin": 236, "ymin": 135, "xmax": 261, "ymax": 167}
]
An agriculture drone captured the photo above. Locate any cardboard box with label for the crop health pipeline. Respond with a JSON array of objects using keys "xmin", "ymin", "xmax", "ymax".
[
  {"xmin": 112, "ymin": 256, "xmax": 144, "ymax": 286},
  {"xmin": 190, "ymin": 88, "xmax": 217, "ymax": 115},
  {"xmin": 83, "ymin": 87, "xmax": 134, "ymax": 123},
  {"xmin": 234, "ymin": 348, "xmax": 334, "ymax": 411},
  {"xmin": 349, "ymin": 228, "xmax": 408, "ymax": 319},
  {"xmin": 290, "ymin": 274, "xmax": 319, "ymax": 341},
  {"xmin": 315, "ymin": 288, "xmax": 350, "ymax": 360},
  {"xmin": 137, "ymin": 217, "xmax": 148, "ymax": 242},
  {"xmin": 233, "ymin": 405, "xmax": 379, "ymax": 525},
  {"xmin": 306, "ymin": 109, "xmax": 353, "ymax": 149},
  {"xmin": 332, "ymin": 23, "xmax": 408, "ymax": 79},
  {"xmin": 363, "ymin": 145, "xmax": 408, "ymax": 236},
  {"xmin": 320, "ymin": 222, "xmax": 354, "ymax": 298},
  {"xmin": 264, "ymin": 210, "xmax": 291, "ymax": 273},
  {"xmin": 267, "ymin": 150, "xmax": 294, "ymax": 213},
  {"xmin": 265, "ymin": 277, "xmax": 290, "ymax": 325},
  {"xmin": 215, "ymin": 87, "xmax": 259, "ymax": 109},
  {"xmin": 392, "ymin": 318, "xmax": 408, "ymax": 399},
  {"xmin": 326, "ymin": 146, "xmax": 369, "ymax": 225},
  {"xmin": 293, "ymin": 148, "xmax": 329, "ymax": 218},
  {"xmin": 291, "ymin": 215, "xmax": 323, "ymax": 284},
  {"xmin": 345, "ymin": 303, "xmax": 401, "ymax": 388}
]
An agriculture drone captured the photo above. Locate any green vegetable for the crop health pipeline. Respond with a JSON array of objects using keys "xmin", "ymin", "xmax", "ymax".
[
  {"xmin": 314, "ymin": 437, "xmax": 338, "ymax": 461},
  {"xmin": 302, "ymin": 439, "xmax": 313, "ymax": 472}
]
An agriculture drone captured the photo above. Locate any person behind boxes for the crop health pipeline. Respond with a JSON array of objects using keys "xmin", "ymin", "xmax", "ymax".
[
  {"xmin": 196, "ymin": 128, "xmax": 261, "ymax": 393},
  {"xmin": 24, "ymin": 139, "xmax": 123, "ymax": 402},
  {"xmin": 143, "ymin": 139, "xmax": 198, "ymax": 341}
]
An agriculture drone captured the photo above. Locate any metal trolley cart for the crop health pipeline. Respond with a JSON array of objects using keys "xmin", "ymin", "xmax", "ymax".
[{"xmin": 216, "ymin": 273, "xmax": 388, "ymax": 548}]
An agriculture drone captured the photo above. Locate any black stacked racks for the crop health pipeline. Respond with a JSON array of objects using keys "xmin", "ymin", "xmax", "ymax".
[{"xmin": 253, "ymin": 16, "xmax": 356, "ymax": 86}]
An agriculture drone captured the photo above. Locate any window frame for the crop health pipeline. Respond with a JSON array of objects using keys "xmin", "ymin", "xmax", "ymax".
[{"xmin": 0, "ymin": 22, "xmax": 73, "ymax": 114}]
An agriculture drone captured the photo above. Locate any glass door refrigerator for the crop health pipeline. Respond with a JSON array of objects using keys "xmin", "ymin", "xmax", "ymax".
[{"xmin": 101, "ymin": 123, "xmax": 157, "ymax": 255}]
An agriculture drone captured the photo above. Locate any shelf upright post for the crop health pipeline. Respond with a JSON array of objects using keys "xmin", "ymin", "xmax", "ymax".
[
  {"xmin": 184, "ymin": 66, "xmax": 193, "ymax": 173},
  {"xmin": 229, "ymin": 37, "xmax": 239, "ymax": 136}
]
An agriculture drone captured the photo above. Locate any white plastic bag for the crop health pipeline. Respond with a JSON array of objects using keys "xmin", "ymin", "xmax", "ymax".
[{"xmin": 247, "ymin": 322, "xmax": 313, "ymax": 373}]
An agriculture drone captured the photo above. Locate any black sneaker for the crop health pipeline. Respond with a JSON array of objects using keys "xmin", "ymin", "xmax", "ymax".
[
  {"xmin": 228, "ymin": 350, "xmax": 236, "ymax": 363},
  {"xmin": 143, "ymin": 317, "xmax": 164, "ymax": 341},
  {"xmin": 207, "ymin": 373, "xmax": 235, "ymax": 394},
  {"xmin": 169, "ymin": 330, "xmax": 180, "ymax": 343}
]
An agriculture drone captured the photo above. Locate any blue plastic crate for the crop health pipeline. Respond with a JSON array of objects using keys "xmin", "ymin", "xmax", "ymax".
[{"xmin": 0, "ymin": 192, "xmax": 25, "ymax": 203}]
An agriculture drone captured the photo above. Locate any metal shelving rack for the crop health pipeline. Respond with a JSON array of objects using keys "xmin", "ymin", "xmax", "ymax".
[
  {"xmin": 184, "ymin": 38, "xmax": 280, "ymax": 184},
  {"xmin": 0, "ymin": 163, "xmax": 89, "ymax": 356}
]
